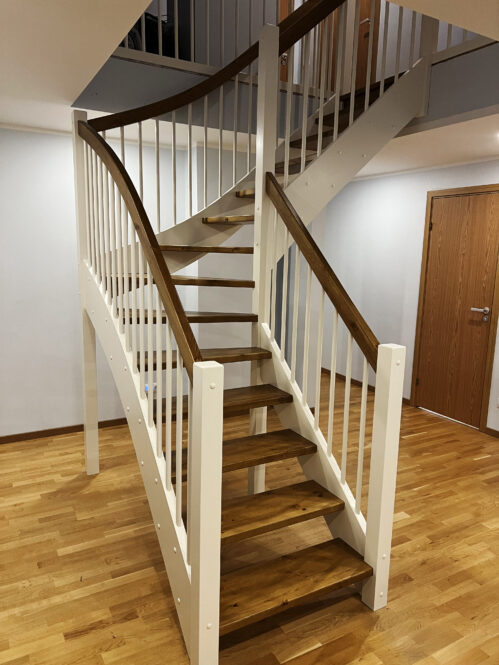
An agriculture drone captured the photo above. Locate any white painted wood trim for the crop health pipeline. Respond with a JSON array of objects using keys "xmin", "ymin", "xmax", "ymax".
[{"xmin": 362, "ymin": 343, "xmax": 406, "ymax": 611}]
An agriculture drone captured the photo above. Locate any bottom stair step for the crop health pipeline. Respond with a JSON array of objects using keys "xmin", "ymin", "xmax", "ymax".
[
  {"xmin": 221, "ymin": 480, "xmax": 344, "ymax": 544},
  {"xmin": 219, "ymin": 539, "xmax": 372, "ymax": 635}
]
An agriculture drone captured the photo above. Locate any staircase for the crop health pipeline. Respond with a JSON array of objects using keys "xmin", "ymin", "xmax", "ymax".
[{"xmin": 71, "ymin": 1, "xmax": 442, "ymax": 663}]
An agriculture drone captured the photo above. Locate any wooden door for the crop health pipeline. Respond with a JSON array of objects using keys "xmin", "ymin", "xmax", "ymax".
[{"xmin": 416, "ymin": 191, "xmax": 499, "ymax": 427}]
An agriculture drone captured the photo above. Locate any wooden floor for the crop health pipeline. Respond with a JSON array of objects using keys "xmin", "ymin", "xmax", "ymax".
[{"xmin": 1, "ymin": 375, "xmax": 498, "ymax": 664}]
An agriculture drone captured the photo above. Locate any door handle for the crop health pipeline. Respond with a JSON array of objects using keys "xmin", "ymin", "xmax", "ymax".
[
  {"xmin": 359, "ymin": 18, "xmax": 371, "ymax": 25},
  {"xmin": 470, "ymin": 307, "xmax": 490, "ymax": 314}
]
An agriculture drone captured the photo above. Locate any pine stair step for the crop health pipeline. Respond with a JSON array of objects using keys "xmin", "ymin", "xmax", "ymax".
[
  {"xmin": 235, "ymin": 188, "xmax": 255, "ymax": 199},
  {"xmin": 202, "ymin": 215, "xmax": 255, "ymax": 225},
  {"xmin": 124, "ymin": 310, "xmax": 257, "ymax": 324},
  {"xmin": 219, "ymin": 539, "xmax": 372, "ymax": 635},
  {"xmin": 275, "ymin": 155, "xmax": 314, "ymax": 175},
  {"xmin": 221, "ymin": 480, "xmax": 344, "ymax": 544},
  {"xmin": 142, "ymin": 346, "xmax": 271, "ymax": 371},
  {"xmin": 160, "ymin": 245, "xmax": 253, "ymax": 254},
  {"xmin": 172, "ymin": 276, "xmax": 255, "ymax": 288},
  {"xmin": 160, "ymin": 384, "xmax": 293, "ymax": 421},
  {"xmin": 172, "ymin": 429, "xmax": 316, "ymax": 482}
]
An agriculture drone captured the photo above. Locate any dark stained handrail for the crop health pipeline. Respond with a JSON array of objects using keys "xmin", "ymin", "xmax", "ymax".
[
  {"xmin": 79, "ymin": 120, "xmax": 202, "ymax": 379},
  {"xmin": 89, "ymin": 0, "xmax": 347, "ymax": 133},
  {"xmin": 266, "ymin": 173, "xmax": 379, "ymax": 370}
]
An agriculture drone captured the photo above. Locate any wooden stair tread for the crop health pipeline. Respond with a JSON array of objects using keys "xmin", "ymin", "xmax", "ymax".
[
  {"xmin": 124, "ymin": 310, "xmax": 257, "ymax": 324},
  {"xmin": 172, "ymin": 429, "xmax": 316, "ymax": 482},
  {"xmin": 219, "ymin": 539, "xmax": 372, "ymax": 635},
  {"xmin": 160, "ymin": 245, "xmax": 253, "ymax": 254},
  {"xmin": 275, "ymin": 155, "xmax": 313, "ymax": 175},
  {"xmin": 221, "ymin": 480, "xmax": 343, "ymax": 544},
  {"xmin": 163, "ymin": 384, "xmax": 292, "ymax": 420},
  {"xmin": 203, "ymin": 215, "xmax": 255, "ymax": 224},
  {"xmin": 142, "ymin": 346, "xmax": 271, "ymax": 370},
  {"xmin": 235, "ymin": 188, "xmax": 255, "ymax": 198},
  {"xmin": 186, "ymin": 311, "xmax": 258, "ymax": 323},
  {"xmin": 172, "ymin": 276, "xmax": 255, "ymax": 288}
]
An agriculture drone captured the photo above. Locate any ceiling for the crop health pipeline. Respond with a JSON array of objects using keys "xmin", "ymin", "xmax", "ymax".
[
  {"xmin": 356, "ymin": 112, "xmax": 499, "ymax": 179},
  {"xmin": 389, "ymin": 0, "xmax": 499, "ymax": 41},
  {"xmin": 0, "ymin": 0, "xmax": 150, "ymax": 130}
]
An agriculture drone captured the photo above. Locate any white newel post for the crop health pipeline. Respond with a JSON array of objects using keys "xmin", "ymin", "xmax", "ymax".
[
  {"xmin": 189, "ymin": 361, "xmax": 224, "ymax": 665},
  {"xmin": 249, "ymin": 23, "xmax": 280, "ymax": 495},
  {"xmin": 362, "ymin": 343, "xmax": 405, "ymax": 611},
  {"xmin": 72, "ymin": 110, "xmax": 99, "ymax": 475}
]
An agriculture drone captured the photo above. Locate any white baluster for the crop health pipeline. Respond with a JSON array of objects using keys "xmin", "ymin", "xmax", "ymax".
[
  {"xmin": 291, "ymin": 247, "xmax": 301, "ymax": 382},
  {"xmin": 327, "ymin": 308, "xmax": 338, "ymax": 456},
  {"xmin": 165, "ymin": 323, "xmax": 173, "ymax": 490},
  {"xmin": 394, "ymin": 5, "xmax": 404, "ymax": 81},
  {"xmin": 302, "ymin": 265, "xmax": 312, "ymax": 403},
  {"xmin": 355, "ymin": 356, "xmax": 369, "ymax": 512},
  {"xmin": 349, "ymin": 0, "xmax": 361, "ymax": 127},
  {"xmin": 341, "ymin": 331, "xmax": 353, "ymax": 482},
  {"xmin": 380, "ymin": 2, "xmax": 390, "ymax": 96},
  {"xmin": 172, "ymin": 111, "xmax": 177, "ymax": 225},
  {"xmin": 364, "ymin": 0, "xmax": 376, "ymax": 111},
  {"xmin": 176, "ymin": 355, "xmax": 184, "ymax": 527}
]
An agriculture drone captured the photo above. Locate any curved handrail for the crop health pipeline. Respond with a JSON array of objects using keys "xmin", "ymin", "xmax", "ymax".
[
  {"xmin": 89, "ymin": 0, "xmax": 346, "ymax": 133},
  {"xmin": 78, "ymin": 120, "xmax": 202, "ymax": 379},
  {"xmin": 266, "ymin": 172, "xmax": 379, "ymax": 371}
]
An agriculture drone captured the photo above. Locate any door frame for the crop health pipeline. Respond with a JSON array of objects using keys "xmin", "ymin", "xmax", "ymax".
[{"xmin": 410, "ymin": 183, "xmax": 499, "ymax": 434}]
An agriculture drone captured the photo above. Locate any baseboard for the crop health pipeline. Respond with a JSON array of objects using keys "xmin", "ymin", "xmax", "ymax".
[
  {"xmin": 483, "ymin": 426, "xmax": 499, "ymax": 439},
  {"xmin": 0, "ymin": 418, "xmax": 127, "ymax": 445}
]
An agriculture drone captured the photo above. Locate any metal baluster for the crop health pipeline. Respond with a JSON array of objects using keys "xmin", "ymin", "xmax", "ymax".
[
  {"xmin": 341, "ymin": 332, "xmax": 353, "ymax": 483},
  {"xmin": 355, "ymin": 356, "xmax": 369, "ymax": 512}
]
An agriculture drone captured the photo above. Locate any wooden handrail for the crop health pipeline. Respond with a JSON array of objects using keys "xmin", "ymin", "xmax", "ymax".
[
  {"xmin": 78, "ymin": 121, "xmax": 202, "ymax": 379},
  {"xmin": 89, "ymin": 0, "xmax": 346, "ymax": 133},
  {"xmin": 266, "ymin": 173, "xmax": 379, "ymax": 371}
]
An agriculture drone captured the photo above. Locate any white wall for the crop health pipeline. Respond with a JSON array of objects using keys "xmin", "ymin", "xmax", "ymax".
[
  {"xmin": 319, "ymin": 158, "xmax": 499, "ymax": 429},
  {"xmin": 0, "ymin": 128, "xmax": 123, "ymax": 436},
  {"xmin": 0, "ymin": 127, "xmax": 194, "ymax": 437}
]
